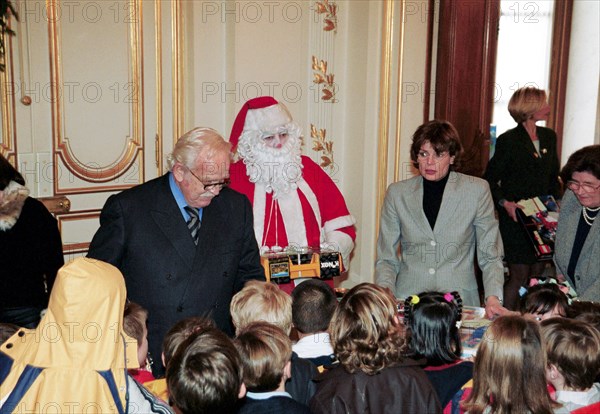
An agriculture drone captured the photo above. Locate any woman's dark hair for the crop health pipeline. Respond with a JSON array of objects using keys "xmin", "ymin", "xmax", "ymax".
[
  {"xmin": 560, "ymin": 144, "xmax": 600, "ymax": 183},
  {"xmin": 410, "ymin": 120, "xmax": 463, "ymax": 169},
  {"xmin": 403, "ymin": 291, "xmax": 463, "ymax": 365},
  {"xmin": 0, "ymin": 154, "xmax": 25, "ymax": 190}
]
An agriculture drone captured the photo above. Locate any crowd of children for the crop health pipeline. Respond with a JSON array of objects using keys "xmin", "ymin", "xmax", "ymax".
[{"xmin": 1, "ymin": 260, "xmax": 599, "ymax": 414}]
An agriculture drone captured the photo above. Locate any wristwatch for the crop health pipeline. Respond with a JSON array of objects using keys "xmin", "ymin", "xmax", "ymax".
[{"xmin": 498, "ymin": 199, "xmax": 507, "ymax": 208}]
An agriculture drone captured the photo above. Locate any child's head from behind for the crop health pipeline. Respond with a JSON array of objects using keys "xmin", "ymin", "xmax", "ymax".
[
  {"xmin": 465, "ymin": 315, "xmax": 554, "ymax": 414},
  {"xmin": 568, "ymin": 300, "xmax": 600, "ymax": 332},
  {"xmin": 541, "ymin": 318, "xmax": 600, "ymax": 391},
  {"xmin": 520, "ymin": 283, "xmax": 568, "ymax": 322},
  {"xmin": 230, "ymin": 280, "xmax": 292, "ymax": 335},
  {"xmin": 166, "ymin": 325, "xmax": 244, "ymax": 414},
  {"xmin": 291, "ymin": 279, "xmax": 337, "ymax": 335},
  {"xmin": 123, "ymin": 301, "xmax": 148, "ymax": 367},
  {"xmin": 163, "ymin": 317, "xmax": 214, "ymax": 369},
  {"xmin": 234, "ymin": 321, "xmax": 292, "ymax": 393},
  {"xmin": 331, "ymin": 283, "xmax": 405, "ymax": 375},
  {"xmin": 403, "ymin": 291, "xmax": 463, "ymax": 365}
]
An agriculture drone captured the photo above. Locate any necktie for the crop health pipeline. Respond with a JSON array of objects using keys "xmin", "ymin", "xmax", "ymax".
[{"xmin": 184, "ymin": 206, "xmax": 201, "ymax": 245}]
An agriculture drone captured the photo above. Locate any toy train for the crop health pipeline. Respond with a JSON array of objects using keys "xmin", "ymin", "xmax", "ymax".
[{"xmin": 260, "ymin": 247, "xmax": 344, "ymax": 284}]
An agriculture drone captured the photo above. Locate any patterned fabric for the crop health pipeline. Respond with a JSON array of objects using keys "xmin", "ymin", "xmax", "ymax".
[{"xmin": 184, "ymin": 206, "xmax": 201, "ymax": 245}]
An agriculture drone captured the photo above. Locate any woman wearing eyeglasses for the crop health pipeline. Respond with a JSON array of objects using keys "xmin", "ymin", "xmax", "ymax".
[
  {"xmin": 484, "ymin": 87, "xmax": 561, "ymax": 310},
  {"xmin": 375, "ymin": 120, "xmax": 506, "ymax": 319},
  {"xmin": 554, "ymin": 145, "xmax": 600, "ymax": 301}
]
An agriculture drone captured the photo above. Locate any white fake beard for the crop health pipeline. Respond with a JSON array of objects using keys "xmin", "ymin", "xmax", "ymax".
[{"xmin": 237, "ymin": 127, "xmax": 303, "ymax": 199}]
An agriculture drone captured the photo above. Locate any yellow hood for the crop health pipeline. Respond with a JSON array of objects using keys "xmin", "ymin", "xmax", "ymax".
[{"xmin": 0, "ymin": 258, "xmax": 139, "ymax": 413}]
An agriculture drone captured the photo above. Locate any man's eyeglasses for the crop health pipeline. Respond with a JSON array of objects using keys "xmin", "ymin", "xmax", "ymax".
[
  {"xmin": 187, "ymin": 168, "xmax": 230, "ymax": 192},
  {"xmin": 417, "ymin": 150, "xmax": 449, "ymax": 160},
  {"xmin": 566, "ymin": 180, "xmax": 600, "ymax": 193}
]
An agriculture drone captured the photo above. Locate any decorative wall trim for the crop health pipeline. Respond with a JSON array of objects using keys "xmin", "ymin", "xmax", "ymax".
[
  {"xmin": 47, "ymin": 0, "xmax": 144, "ymax": 191},
  {"xmin": 315, "ymin": 0, "xmax": 338, "ymax": 33},
  {"xmin": 393, "ymin": 0, "xmax": 406, "ymax": 182},
  {"xmin": 57, "ymin": 211, "xmax": 100, "ymax": 254},
  {"xmin": 312, "ymin": 56, "xmax": 336, "ymax": 102},
  {"xmin": 310, "ymin": 124, "xmax": 334, "ymax": 169},
  {"xmin": 0, "ymin": 25, "xmax": 16, "ymax": 160},
  {"xmin": 375, "ymin": 0, "xmax": 396, "ymax": 232},
  {"xmin": 171, "ymin": 0, "xmax": 184, "ymax": 144},
  {"xmin": 155, "ymin": 0, "xmax": 163, "ymax": 173}
]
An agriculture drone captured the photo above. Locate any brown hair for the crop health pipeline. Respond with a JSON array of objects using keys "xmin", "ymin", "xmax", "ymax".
[
  {"xmin": 462, "ymin": 315, "xmax": 556, "ymax": 414},
  {"xmin": 291, "ymin": 278, "xmax": 337, "ymax": 334},
  {"xmin": 507, "ymin": 87, "xmax": 548, "ymax": 123},
  {"xmin": 230, "ymin": 280, "xmax": 292, "ymax": 335},
  {"xmin": 123, "ymin": 302, "xmax": 148, "ymax": 347},
  {"xmin": 234, "ymin": 321, "xmax": 292, "ymax": 393},
  {"xmin": 331, "ymin": 283, "xmax": 406, "ymax": 375},
  {"xmin": 559, "ymin": 144, "xmax": 600, "ymax": 183},
  {"xmin": 541, "ymin": 318, "xmax": 600, "ymax": 391},
  {"xmin": 163, "ymin": 317, "xmax": 214, "ymax": 368},
  {"xmin": 410, "ymin": 120, "xmax": 463, "ymax": 169},
  {"xmin": 166, "ymin": 325, "xmax": 243, "ymax": 414}
]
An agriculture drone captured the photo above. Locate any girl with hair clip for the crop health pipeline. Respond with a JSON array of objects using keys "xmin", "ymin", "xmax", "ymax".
[
  {"xmin": 404, "ymin": 291, "xmax": 473, "ymax": 412},
  {"xmin": 461, "ymin": 314, "xmax": 560, "ymax": 414},
  {"xmin": 519, "ymin": 280, "xmax": 571, "ymax": 322}
]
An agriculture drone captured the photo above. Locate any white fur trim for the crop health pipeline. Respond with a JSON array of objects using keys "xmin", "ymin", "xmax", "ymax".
[
  {"xmin": 253, "ymin": 183, "xmax": 267, "ymax": 246},
  {"xmin": 244, "ymin": 104, "xmax": 292, "ymax": 134},
  {"xmin": 278, "ymin": 188, "xmax": 308, "ymax": 247},
  {"xmin": 296, "ymin": 179, "xmax": 323, "ymax": 243},
  {"xmin": 323, "ymin": 215, "xmax": 356, "ymax": 233},
  {"xmin": 0, "ymin": 181, "xmax": 30, "ymax": 231}
]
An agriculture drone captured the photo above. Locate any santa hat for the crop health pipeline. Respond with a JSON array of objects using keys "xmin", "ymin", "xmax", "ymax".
[{"xmin": 229, "ymin": 96, "xmax": 293, "ymax": 152}]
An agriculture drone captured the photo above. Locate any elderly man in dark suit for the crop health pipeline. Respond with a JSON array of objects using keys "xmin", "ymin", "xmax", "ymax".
[{"xmin": 88, "ymin": 127, "xmax": 265, "ymax": 376}]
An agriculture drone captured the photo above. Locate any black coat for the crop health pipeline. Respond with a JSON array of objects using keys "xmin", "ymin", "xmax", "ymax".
[
  {"xmin": 0, "ymin": 197, "xmax": 64, "ymax": 309},
  {"xmin": 309, "ymin": 358, "xmax": 441, "ymax": 414},
  {"xmin": 484, "ymin": 124, "xmax": 561, "ymax": 263},
  {"xmin": 87, "ymin": 174, "xmax": 265, "ymax": 376}
]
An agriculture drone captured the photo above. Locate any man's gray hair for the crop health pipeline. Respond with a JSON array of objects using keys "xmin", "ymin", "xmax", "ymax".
[{"xmin": 166, "ymin": 127, "xmax": 232, "ymax": 171}]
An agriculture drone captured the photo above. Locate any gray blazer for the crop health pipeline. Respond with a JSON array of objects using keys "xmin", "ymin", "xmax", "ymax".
[
  {"xmin": 554, "ymin": 190, "xmax": 600, "ymax": 301},
  {"xmin": 375, "ymin": 171, "xmax": 504, "ymax": 306}
]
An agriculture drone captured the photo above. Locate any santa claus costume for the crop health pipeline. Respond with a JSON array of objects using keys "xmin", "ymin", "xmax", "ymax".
[{"xmin": 229, "ymin": 96, "xmax": 355, "ymax": 291}]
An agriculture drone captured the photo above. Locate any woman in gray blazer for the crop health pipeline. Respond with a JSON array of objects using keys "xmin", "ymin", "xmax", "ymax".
[
  {"xmin": 375, "ymin": 121, "xmax": 506, "ymax": 318},
  {"xmin": 554, "ymin": 145, "xmax": 600, "ymax": 301}
]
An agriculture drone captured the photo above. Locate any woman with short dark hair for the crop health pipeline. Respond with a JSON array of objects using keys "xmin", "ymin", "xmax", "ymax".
[
  {"xmin": 554, "ymin": 145, "xmax": 600, "ymax": 301},
  {"xmin": 376, "ymin": 120, "xmax": 506, "ymax": 319}
]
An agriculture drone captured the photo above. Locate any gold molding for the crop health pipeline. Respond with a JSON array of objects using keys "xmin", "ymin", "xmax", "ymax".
[
  {"xmin": 47, "ymin": 0, "xmax": 144, "ymax": 191},
  {"xmin": 155, "ymin": 0, "xmax": 163, "ymax": 174},
  {"xmin": 315, "ymin": 0, "xmax": 338, "ymax": 33},
  {"xmin": 0, "ymin": 25, "xmax": 16, "ymax": 159},
  {"xmin": 57, "ymin": 211, "xmax": 100, "ymax": 254},
  {"xmin": 393, "ymin": 0, "xmax": 406, "ymax": 182},
  {"xmin": 171, "ymin": 0, "xmax": 184, "ymax": 144},
  {"xmin": 375, "ymin": 0, "xmax": 396, "ymax": 233}
]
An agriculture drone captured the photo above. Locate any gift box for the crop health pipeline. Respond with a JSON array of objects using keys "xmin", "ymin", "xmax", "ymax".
[{"xmin": 516, "ymin": 195, "xmax": 559, "ymax": 261}]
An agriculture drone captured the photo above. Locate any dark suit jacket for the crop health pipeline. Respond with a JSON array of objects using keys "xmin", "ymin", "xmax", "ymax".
[
  {"xmin": 484, "ymin": 124, "xmax": 561, "ymax": 263},
  {"xmin": 87, "ymin": 174, "xmax": 265, "ymax": 375},
  {"xmin": 237, "ymin": 396, "xmax": 312, "ymax": 414}
]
